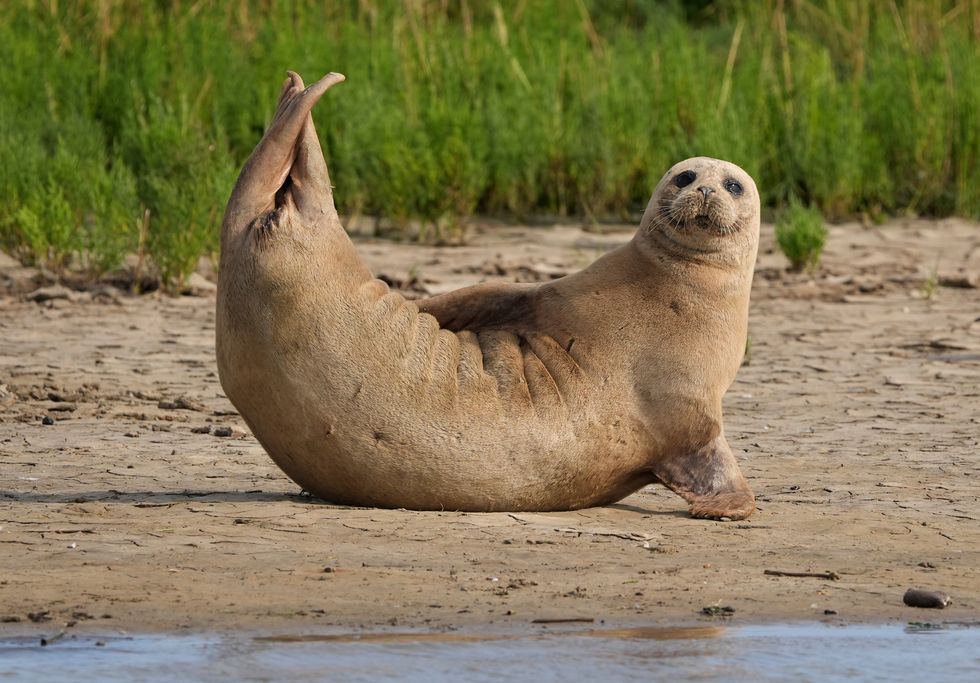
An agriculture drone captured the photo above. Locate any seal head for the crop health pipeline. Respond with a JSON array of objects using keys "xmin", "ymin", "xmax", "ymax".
[{"xmin": 639, "ymin": 157, "xmax": 759, "ymax": 271}]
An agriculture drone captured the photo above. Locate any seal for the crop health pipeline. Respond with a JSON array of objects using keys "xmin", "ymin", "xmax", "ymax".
[{"xmin": 216, "ymin": 71, "xmax": 760, "ymax": 519}]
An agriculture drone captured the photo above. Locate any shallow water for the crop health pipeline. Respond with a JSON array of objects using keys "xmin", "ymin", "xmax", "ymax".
[{"xmin": 1, "ymin": 623, "xmax": 978, "ymax": 682}]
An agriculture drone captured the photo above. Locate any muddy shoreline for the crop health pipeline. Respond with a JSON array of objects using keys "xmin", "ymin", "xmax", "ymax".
[{"xmin": 2, "ymin": 218, "xmax": 978, "ymax": 634}]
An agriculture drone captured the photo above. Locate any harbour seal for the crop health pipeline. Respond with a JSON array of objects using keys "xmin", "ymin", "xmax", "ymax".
[{"xmin": 216, "ymin": 71, "xmax": 759, "ymax": 519}]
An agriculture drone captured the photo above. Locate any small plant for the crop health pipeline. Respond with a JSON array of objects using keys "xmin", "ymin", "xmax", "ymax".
[
  {"xmin": 919, "ymin": 261, "xmax": 940, "ymax": 300},
  {"xmin": 775, "ymin": 198, "xmax": 827, "ymax": 273}
]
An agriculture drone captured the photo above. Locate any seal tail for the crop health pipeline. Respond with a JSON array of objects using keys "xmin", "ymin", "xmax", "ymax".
[{"xmin": 224, "ymin": 71, "xmax": 345, "ymax": 239}]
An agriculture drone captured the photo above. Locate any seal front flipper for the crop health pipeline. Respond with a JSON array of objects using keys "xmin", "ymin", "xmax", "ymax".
[
  {"xmin": 417, "ymin": 282, "xmax": 537, "ymax": 332},
  {"xmin": 651, "ymin": 434, "xmax": 755, "ymax": 520}
]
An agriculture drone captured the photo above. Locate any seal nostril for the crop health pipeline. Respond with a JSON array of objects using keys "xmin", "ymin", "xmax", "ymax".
[{"xmin": 697, "ymin": 186, "xmax": 714, "ymax": 199}]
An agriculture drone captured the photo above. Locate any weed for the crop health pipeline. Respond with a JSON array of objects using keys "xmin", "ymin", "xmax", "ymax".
[
  {"xmin": 919, "ymin": 261, "xmax": 940, "ymax": 300},
  {"xmin": 775, "ymin": 198, "xmax": 828, "ymax": 273}
]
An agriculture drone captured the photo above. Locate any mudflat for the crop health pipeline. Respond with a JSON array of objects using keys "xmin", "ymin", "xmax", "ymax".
[{"xmin": 1, "ymin": 219, "xmax": 978, "ymax": 633}]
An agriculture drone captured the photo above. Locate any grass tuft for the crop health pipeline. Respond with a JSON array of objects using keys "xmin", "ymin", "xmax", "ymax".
[{"xmin": 775, "ymin": 197, "xmax": 828, "ymax": 273}]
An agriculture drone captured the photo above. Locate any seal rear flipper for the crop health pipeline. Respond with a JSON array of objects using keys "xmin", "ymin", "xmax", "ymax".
[
  {"xmin": 222, "ymin": 71, "xmax": 347, "ymax": 248},
  {"xmin": 651, "ymin": 434, "xmax": 755, "ymax": 520}
]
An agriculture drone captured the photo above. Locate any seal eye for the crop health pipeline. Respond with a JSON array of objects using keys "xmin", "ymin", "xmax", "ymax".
[
  {"xmin": 724, "ymin": 179, "xmax": 743, "ymax": 196},
  {"xmin": 674, "ymin": 170, "xmax": 696, "ymax": 188}
]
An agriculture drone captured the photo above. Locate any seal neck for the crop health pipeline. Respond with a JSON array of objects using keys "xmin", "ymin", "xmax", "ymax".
[{"xmin": 637, "ymin": 222, "xmax": 753, "ymax": 274}]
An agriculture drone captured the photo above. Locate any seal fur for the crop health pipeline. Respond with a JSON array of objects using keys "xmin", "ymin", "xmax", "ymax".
[{"xmin": 216, "ymin": 71, "xmax": 760, "ymax": 518}]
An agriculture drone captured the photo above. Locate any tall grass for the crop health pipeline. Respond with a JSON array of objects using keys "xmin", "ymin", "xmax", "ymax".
[{"xmin": 0, "ymin": 0, "xmax": 978, "ymax": 285}]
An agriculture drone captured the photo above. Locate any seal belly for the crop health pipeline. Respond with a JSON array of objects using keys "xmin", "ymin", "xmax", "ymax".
[{"xmin": 226, "ymin": 276, "xmax": 649, "ymax": 511}]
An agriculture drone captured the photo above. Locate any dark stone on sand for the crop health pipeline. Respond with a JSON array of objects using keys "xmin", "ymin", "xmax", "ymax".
[{"xmin": 903, "ymin": 588, "xmax": 951, "ymax": 609}]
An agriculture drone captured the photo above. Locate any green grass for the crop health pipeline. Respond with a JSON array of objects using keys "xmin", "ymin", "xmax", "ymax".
[
  {"xmin": 0, "ymin": 0, "xmax": 978, "ymax": 286},
  {"xmin": 775, "ymin": 197, "xmax": 828, "ymax": 272}
]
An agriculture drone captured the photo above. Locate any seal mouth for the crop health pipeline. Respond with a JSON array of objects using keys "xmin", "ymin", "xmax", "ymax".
[
  {"xmin": 656, "ymin": 200, "xmax": 739, "ymax": 236},
  {"xmin": 691, "ymin": 214, "xmax": 715, "ymax": 230},
  {"xmin": 688, "ymin": 213, "xmax": 738, "ymax": 235}
]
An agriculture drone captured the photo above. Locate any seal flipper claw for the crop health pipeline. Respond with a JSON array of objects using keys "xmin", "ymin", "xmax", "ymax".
[{"xmin": 651, "ymin": 434, "xmax": 755, "ymax": 520}]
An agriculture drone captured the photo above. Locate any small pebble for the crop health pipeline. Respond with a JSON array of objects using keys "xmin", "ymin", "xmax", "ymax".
[{"xmin": 41, "ymin": 415, "xmax": 54, "ymax": 426}]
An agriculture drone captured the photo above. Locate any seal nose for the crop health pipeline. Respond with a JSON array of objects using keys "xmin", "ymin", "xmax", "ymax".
[{"xmin": 697, "ymin": 186, "xmax": 714, "ymax": 200}]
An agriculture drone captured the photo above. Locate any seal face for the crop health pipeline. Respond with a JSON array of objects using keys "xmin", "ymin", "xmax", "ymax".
[
  {"xmin": 216, "ymin": 71, "xmax": 760, "ymax": 519},
  {"xmin": 663, "ymin": 165, "xmax": 742, "ymax": 234},
  {"xmin": 637, "ymin": 157, "xmax": 759, "ymax": 272}
]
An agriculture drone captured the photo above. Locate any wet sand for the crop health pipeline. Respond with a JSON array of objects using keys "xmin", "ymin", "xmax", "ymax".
[{"xmin": 1, "ymin": 218, "xmax": 978, "ymax": 633}]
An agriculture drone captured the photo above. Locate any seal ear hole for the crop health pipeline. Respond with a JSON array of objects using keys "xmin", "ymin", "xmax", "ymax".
[
  {"xmin": 724, "ymin": 179, "xmax": 743, "ymax": 197},
  {"xmin": 674, "ymin": 170, "xmax": 696, "ymax": 188}
]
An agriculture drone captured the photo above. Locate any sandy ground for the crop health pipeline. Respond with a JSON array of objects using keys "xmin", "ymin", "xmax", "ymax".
[{"xmin": 1, "ymin": 218, "xmax": 978, "ymax": 636}]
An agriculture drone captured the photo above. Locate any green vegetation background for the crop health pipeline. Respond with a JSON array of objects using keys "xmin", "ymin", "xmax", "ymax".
[{"xmin": 1, "ymin": 0, "xmax": 978, "ymax": 285}]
